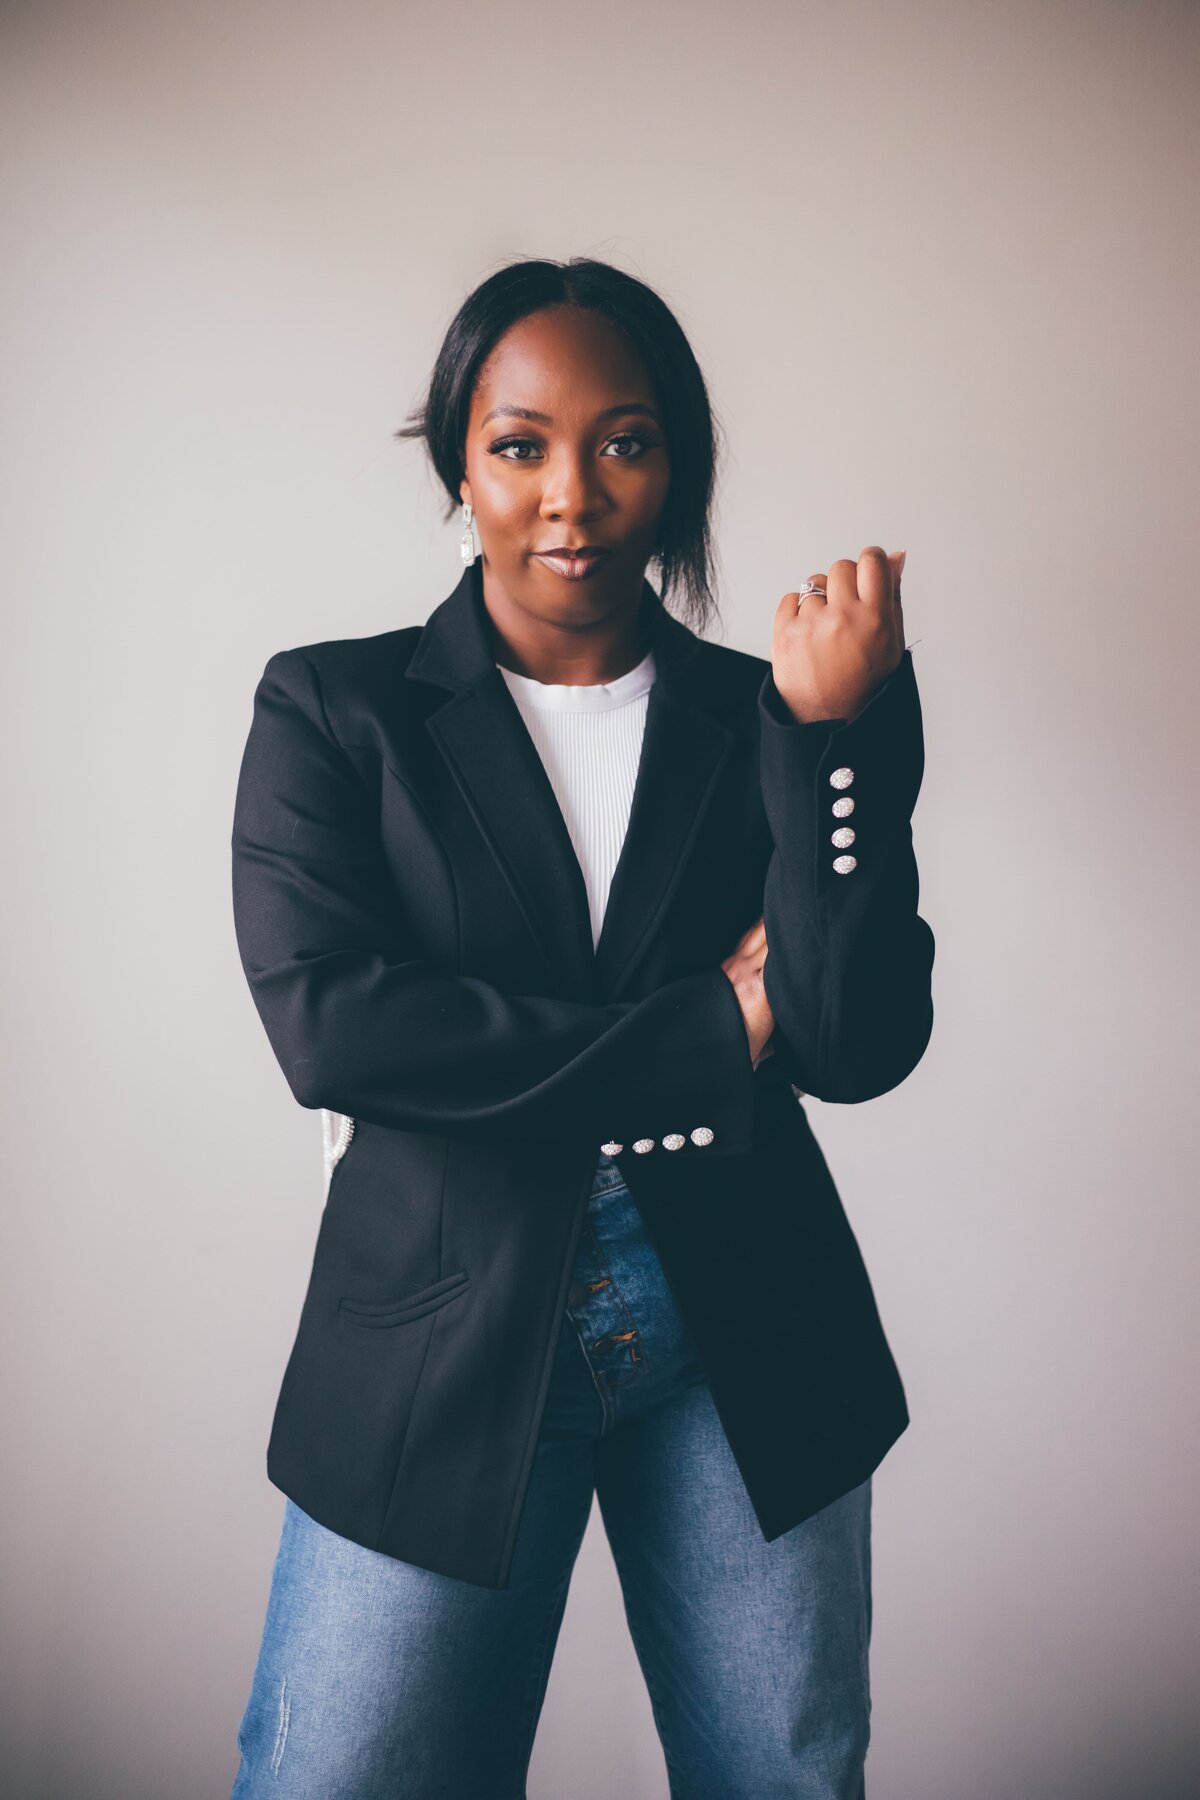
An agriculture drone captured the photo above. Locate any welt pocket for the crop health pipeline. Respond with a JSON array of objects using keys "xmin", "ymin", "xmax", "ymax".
[{"xmin": 337, "ymin": 1268, "xmax": 470, "ymax": 1329}]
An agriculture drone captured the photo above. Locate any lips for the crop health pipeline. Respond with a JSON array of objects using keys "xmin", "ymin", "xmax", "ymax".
[{"xmin": 534, "ymin": 547, "xmax": 611, "ymax": 581}]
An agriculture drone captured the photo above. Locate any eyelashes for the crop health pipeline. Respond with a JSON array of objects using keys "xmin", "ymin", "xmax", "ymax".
[
  {"xmin": 486, "ymin": 437, "xmax": 540, "ymax": 461},
  {"xmin": 486, "ymin": 433, "xmax": 658, "ymax": 462}
]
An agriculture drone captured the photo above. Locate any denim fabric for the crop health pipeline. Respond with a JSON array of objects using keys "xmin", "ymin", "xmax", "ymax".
[{"xmin": 230, "ymin": 1152, "xmax": 872, "ymax": 1799}]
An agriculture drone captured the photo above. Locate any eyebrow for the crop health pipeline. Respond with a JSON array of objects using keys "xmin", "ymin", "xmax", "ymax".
[{"xmin": 479, "ymin": 402, "xmax": 660, "ymax": 428}]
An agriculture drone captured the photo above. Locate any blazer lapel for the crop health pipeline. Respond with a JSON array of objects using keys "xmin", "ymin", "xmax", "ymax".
[
  {"xmin": 404, "ymin": 562, "xmax": 737, "ymax": 1003},
  {"xmin": 593, "ymin": 674, "xmax": 736, "ymax": 997}
]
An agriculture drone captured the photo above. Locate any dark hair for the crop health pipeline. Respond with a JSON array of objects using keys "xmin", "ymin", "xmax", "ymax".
[{"xmin": 396, "ymin": 257, "xmax": 722, "ymax": 633}]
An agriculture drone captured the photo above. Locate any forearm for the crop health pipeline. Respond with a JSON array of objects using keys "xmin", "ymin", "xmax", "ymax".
[{"xmin": 756, "ymin": 648, "xmax": 936, "ymax": 1101}]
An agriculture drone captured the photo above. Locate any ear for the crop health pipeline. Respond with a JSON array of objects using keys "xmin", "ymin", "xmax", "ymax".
[{"xmin": 459, "ymin": 476, "xmax": 473, "ymax": 507}]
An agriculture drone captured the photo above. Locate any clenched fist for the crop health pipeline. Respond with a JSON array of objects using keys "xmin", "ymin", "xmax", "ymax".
[{"xmin": 771, "ymin": 546, "xmax": 907, "ymax": 726}]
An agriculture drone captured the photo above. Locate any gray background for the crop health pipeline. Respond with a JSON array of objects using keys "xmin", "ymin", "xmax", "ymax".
[{"xmin": 3, "ymin": 1, "xmax": 1197, "ymax": 1795}]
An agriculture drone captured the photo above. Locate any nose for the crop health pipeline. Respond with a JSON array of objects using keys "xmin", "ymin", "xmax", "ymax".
[{"xmin": 538, "ymin": 447, "xmax": 608, "ymax": 525}]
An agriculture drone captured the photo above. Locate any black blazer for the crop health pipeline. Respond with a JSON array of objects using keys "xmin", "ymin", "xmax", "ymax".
[{"xmin": 231, "ymin": 561, "xmax": 935, "ymax": 1588}]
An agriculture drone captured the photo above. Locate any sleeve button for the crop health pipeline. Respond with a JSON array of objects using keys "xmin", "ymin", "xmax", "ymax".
[
  {"xmin": 600, "ymin": 1141, "xmax": 624, "ymax": 1156},
  {"xmin": 832, "ymin": 827, "xmax": 856, "ymax": 848},
  {"xmin": 829, "ymin": 766, "xmax": 855, "ymax": 789},
  {"xmin": 632, "ymin": 1138, "xmax": 655, "ymax": 1154},
  {"xmin": 689, "ymin": 1127, "xmax": 715, "ymax": 1146},
  {"xmin": 832, "ymin": 854, "xmax": 858, "ymax": 874},
  {"xmin": 832, "ymin": 796, "xmax": 855, "ymax": 817},
  {"xmin": 662, "ymin": 1133, "xmax": 686, "ymax": 1150}
]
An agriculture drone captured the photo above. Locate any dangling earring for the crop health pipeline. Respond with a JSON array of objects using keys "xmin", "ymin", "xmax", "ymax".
[{"xmin": 460, "ymin": 501, "xmax": 477, "ymax": 567}]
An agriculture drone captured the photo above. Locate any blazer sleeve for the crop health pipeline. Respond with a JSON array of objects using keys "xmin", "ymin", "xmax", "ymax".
[
  {"xmin": 757, "ymin": 647, "xmax": 936, "ymax": 1102},
  {"xmin": 231, "ymin": 648, "xmax": 758, "ymax": 1152}
]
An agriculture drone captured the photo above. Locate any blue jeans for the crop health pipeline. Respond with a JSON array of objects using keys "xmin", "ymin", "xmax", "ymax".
[{"xmin": 230, "ymin": 1153, "xmax": 872, "ymax": 1799}]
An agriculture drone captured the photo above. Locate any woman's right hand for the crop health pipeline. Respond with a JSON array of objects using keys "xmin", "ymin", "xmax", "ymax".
[{"xmin": 721, "ymin": 915, "xmax": 776, "ymax": 1071}]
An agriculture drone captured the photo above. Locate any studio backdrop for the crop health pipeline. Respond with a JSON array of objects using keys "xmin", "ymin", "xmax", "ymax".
[{"xmin": 2, "ymin": 2, "xmax": 1197, "ymax": 1796}]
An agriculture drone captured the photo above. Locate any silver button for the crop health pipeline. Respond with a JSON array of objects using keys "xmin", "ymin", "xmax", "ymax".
[
  {"xmin": 632, "ymin": 1137, "xmax": 655, "ymax": 1154},
  {"xmin": 829, "ymin": 766, "xmax": 855, "ymax": 789},
  {"xmin": 600, "ymin": 1141, "xmax": 624, "ymax": 1156},
  {"xmin": 690, "ymin": 1127, "xmax": 714, "ymax": 1146},
  {"xmin": 831, "ymin": 827, "xmax": 856, "ymax": 849},
  {"xmin": 832, "ymin": 796, "xmax": 855, "ymax": 818},
  {"xmin": 662, "ymin": 1133, "xmax": 686, "ymax": 1151},
  {"xmin": 832, "ymin": 854, "xmax": 858, "ymax": 874}
]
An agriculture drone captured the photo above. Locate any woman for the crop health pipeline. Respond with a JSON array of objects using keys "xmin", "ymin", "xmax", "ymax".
[{"xmin": 228, "ymin": 257, "xmax": 934, "ymax": 1799}]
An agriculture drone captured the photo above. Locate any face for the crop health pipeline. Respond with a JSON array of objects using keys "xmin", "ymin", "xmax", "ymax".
[{"xmin": 459, "ymin": 305, "xmax": 671, "ymax": 631}]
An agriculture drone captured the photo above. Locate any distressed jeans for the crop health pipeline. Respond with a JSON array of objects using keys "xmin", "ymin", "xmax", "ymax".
[{"xmin": 230, "ymin": 1152, "xmax": 872, "ymax": 1799}]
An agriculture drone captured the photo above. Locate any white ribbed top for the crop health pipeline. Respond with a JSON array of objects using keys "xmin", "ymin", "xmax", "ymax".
[{"xmin": 496, "ymin": 648, "xmax": 658, "ymax": 950}]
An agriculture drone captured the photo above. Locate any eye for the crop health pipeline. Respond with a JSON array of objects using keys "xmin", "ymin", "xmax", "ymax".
[
  {"xmin": 487, "ymin": 436, "xmax": 543, "ymax": 461},
  {"xmin": 603, "ymin": 433, "xmax": 656, "ymax": 459}
]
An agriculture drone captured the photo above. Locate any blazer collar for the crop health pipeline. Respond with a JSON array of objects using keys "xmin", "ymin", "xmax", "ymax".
[
  {"xmin": 404, "ymin": 561, "xmax": 738, "ymax": 1001},
  {"xmin": 404, "ymin": 558, "xmax": 711, "ymax": 697}
]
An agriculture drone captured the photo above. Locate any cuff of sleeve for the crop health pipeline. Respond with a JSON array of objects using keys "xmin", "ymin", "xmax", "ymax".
[
  {"xmin": 758, "ymin": 670, "xmax": 848, "ymax": 735},
  {"xmin": 757, "ymin": 649, "xmax": 922, "ymax": 804},
  {"xmin": 607, "ymin": 966, "xmax": 758, "ymax": 1162}
]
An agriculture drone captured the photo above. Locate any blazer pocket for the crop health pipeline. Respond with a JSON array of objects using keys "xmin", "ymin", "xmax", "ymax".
[{"xmin": 337, "ymin": 1268, "xmax": 470, "ymax": 1329}]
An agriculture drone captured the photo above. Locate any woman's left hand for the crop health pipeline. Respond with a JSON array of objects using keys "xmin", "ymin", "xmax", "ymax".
[{"xmin": 770, "ymin": 546, "xmax": 906, "ymax": 726}]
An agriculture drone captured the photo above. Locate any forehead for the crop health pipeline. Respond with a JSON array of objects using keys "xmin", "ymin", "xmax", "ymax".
[{"xmin": 470, "ymin": 306, "xmax": 655, "ymax": 414}]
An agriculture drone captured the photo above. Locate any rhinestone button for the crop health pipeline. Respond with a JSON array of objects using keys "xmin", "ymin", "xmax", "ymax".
[
  {"xmin": 832, "ymin": 854, "xmax": 858, "ymax": 874},
  {"xmin": 632, "ymin": 1137, "xmax": 655, "ymax": 1154},
  {"xmin": 831, "ymin": 827, "xmax": 856, "ymax": 849},
  {"xmin": 832, "ymin": 796, "xmax": 855, "ymax": 818},
  {"xmin": 690, "ymin": 1126, "xmax": 714, "ymax": 1147},
  {"xmin": 662, "ymin": 1133, "xmax": 686, "ymax": 1151},
  {"xmin": 829, "ymin": 766, "xmax": 855, "ymax": 789},
  {"xmin": 600, "ymin": 1141, "xmax": 623, "ymax": 1156}
]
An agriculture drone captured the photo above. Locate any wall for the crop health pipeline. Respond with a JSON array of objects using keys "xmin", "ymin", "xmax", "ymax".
[{"xmin": 2, "ymin": 1, "xmax": 1197, "ymax": 1793}]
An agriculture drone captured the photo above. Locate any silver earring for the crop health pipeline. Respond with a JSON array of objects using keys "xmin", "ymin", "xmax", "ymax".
[{"xmin": 460, "ymin": 501, "xmax": 476, "ymax": 567}]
